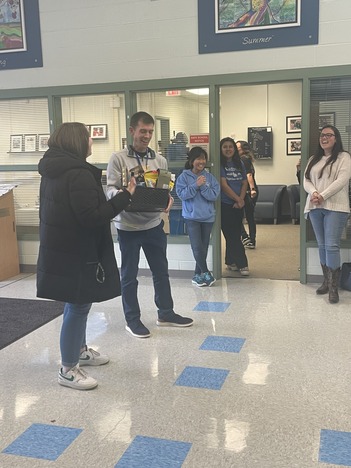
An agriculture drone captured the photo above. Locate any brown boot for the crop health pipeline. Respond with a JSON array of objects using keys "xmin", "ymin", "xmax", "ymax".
[
  {"xmin": 316, "ymin": 263, "xmax": 328, "ymax": 295},
  {"xmin": 328, "ymin": 267, "xmax": 341, "ymax": 304}
]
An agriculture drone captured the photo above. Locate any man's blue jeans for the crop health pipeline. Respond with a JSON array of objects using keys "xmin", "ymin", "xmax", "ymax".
[
  {"xmin": 185, "ymin": 219, "xmax": 213, "ymax": 275},
  {"xmin": 117, "ymin": 222, "xmax": 174, "ymax": 325},
  {"xmin": 308, "ymin": 209, "xmax": 349, "ymax": 269},
  {"xmin": 60, "ymin": 302, "xmax": 91, "ymax": 367}
]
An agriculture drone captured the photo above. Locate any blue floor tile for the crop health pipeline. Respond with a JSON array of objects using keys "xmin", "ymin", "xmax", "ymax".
[
  {"xmin": 200, "ymin": 335, "xmax": 245, "ymax": 353},
  {"xmin": 115, "ymin": 435, "xmax": 192, "ymax": 468},
  {"xmin": 2, "ymin": 423, "xmax": 82, "ymax": 461},
  {"xmin": 175, "ymin": 366, "xmax": 229, "ymax": 390},
  {"xmin": 193, "ymin": 301, "xmax": 231, "ymax": 312},
  {"xmin": 319, "ymin": 429, "xmax": 351, "ymax": 466}
]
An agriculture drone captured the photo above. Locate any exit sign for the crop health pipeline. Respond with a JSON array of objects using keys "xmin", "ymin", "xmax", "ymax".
[{"xmin": 166, "ymin": 90, "xmax": 181, "ymax": 96}]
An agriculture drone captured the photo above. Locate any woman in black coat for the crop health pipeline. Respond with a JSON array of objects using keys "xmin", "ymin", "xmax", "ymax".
[{"xmin": 37, "ymin": 122, "xmax": 135, "ymax": 390}]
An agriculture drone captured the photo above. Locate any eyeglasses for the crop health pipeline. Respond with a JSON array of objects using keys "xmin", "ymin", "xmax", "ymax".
[{"xmin": 319, "ymin": 133, "xmax": 335, "ymax": 139}]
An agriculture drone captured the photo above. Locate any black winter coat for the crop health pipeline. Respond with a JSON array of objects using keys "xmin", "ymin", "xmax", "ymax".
[{"xmin": 37, "ymin": 147, "xmax": 131, "ymax": 304}]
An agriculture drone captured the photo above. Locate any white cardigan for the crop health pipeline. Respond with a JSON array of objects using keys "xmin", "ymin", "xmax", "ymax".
[{"xmin": 303, "ymin": 151, "xmax": 351, "ymax": 214}]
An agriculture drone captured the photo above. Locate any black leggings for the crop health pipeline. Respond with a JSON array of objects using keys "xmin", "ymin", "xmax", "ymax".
[{"xmin": 241, "ymin": 194, "xmax": 258, "ymax": 243}]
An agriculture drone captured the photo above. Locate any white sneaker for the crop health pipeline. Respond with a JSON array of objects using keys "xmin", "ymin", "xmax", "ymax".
[
  {"xmin": 226, "ymin": 263, "xmax": 239, "ymax": 271},
  {"xmin": 240, "ymin": 267, "xmax": 250, "ymax": 276},
  {"xmin": 58, "ymin": 365, "xmax": 98, "ymax": 390},
  {"xmin": 79, "ymin": 346, "xmax": 109, "ymax": 366}
]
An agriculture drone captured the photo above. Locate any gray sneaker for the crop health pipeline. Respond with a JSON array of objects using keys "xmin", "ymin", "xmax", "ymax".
[
  {"xmin": 240, "ymin": 267, "xmax": 250, "ymax": 276},
  {"xmin": 58, "ymin": 365, "xmax": 98, "ymax": 390},
  {"xmin": 79, "ymin": 346, "xmax": 109, "ymax": 366}
]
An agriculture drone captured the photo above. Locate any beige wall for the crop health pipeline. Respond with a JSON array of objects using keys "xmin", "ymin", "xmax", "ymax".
[{"xmin": 0, "ymin": 1, "xmax": 350, "ymax": 90}]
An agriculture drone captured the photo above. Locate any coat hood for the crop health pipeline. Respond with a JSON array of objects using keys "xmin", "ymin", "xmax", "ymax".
[{"xmin": 38, "ymin": 147, "xmax": 100, "ymax": 179}]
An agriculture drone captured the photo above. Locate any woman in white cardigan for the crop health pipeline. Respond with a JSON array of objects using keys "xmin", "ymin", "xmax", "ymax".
[{"xmin": 304, "ymin": 125, "xmax": 351, "ymax": 303}]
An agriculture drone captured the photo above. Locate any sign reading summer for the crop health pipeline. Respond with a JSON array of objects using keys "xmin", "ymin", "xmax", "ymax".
[
  {"xmin": 198, "ymin": 0, "xmax": 319, "ymax": 54},
  {"xmin": 0, "ymin": 0, "xmax": 42, "ymax": 70}
]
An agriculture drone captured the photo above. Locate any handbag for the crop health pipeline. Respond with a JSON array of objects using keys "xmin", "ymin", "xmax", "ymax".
[{"xmin": 340, "ymin": 262, "xmax": 351, "ymax": 291}]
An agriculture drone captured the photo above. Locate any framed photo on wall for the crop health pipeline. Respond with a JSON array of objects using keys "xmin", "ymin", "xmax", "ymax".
[
  {"xmin": 24, "ymin": 134, "xmax": 37, "ymax": 152},
  {"xmin": 38, "ymin": 134, "xmax": 50, "ymax": 152},
  {"xmin": 319, "ymin": 112, "xmax": 335, "ymax": 129},
  {"xmin": 10, "ymin": 135, "xmax": 23, "ymax": 153},
  {"xmin": 90, "ymin": 124, "xmax": 107, "ymax": 140},
  {"xmin": 286, "ymin": 116, "xmax": 301, "ymax": 133},
  {"xmin": 287, "ymin": 138, "xmax": 301, "ymax": 155}
]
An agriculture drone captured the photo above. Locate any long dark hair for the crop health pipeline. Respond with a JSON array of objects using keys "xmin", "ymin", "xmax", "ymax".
[
  {"xmin": 237, "ymin": 140, "xmax": 255, "ymax": 162},
  {"xmin": 305, "ymin": 125, "xmax": 344, "ymax": 179},
  {"xmin": 220, "ymin": 137, "xmax": 243, "ymax": 173},
  {"xmin": 185, "ymin": 146, "xmax": 208, "ymax": 170}
]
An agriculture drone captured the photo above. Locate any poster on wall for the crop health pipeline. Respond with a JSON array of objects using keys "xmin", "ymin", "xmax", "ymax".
[
  {"xmin": 198, "ymin": 0, "xmax": 319, "ymax": 54},
  {"xmin": 248, "ymin": 126, "xmax": 273, "ymax": 160},
  {"xmin": 0, "ymin": 0, "xmax": 43, "ymax": 70}
]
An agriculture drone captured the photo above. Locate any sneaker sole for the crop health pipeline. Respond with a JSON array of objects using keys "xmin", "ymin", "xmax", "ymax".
[
  {"xmin": 156, "ymin": 319, "xmax": 194, "ymax": 328},
  {"xmin": 205, "ymin": 279, "xmax": 216, "ymax": 287},
  {"xmin": 125, "ymin": 325, "xmax": 151, "ymax": 338},
  {"xmin": 240, "ymin": 272, "xmax": 250, "ymax": 276},
  {"xmin": 245, "ymin": 245, "xmax": 256, "ymax": 249},
  {"xmin": 58, "ymin": 377, "xmax": 98, "ymax": 390}
]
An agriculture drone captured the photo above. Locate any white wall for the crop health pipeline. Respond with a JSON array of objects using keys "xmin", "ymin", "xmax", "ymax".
[
  {"xmin": 220, "ymin": 82, "xmax": 302, "ymax": 186},
  {"xmin": 0, "ymin": 0, "xmax": 350, "ymax": 90}
]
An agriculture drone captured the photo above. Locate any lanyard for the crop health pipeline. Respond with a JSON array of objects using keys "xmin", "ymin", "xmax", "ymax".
[{"xmin": 134, "ymin": 150, "xmax": 149, "ymax": 170}]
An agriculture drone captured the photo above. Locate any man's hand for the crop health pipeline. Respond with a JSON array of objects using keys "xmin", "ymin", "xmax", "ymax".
[{"xmin": 165, "ymin": 195, "xmax": 174, "ymax": 213}]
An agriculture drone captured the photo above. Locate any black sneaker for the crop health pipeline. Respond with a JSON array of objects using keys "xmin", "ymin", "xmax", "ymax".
[
  {"xmin": 156, "ymin": 313, "xmax": 193, "ymax": 327},
  {"xmin": 242, "ymin": 236, "xmax": 251, "ymax": 246},
  {"xmin": 125, "ymin": 320, "xmax": 151, "ymax": 338},
  {"xmin": 245, "ymin": 241, "xmax": 256, "ymax": 249}
]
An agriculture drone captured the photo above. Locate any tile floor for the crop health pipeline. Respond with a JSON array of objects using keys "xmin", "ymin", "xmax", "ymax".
[{"xmin": 1, "ymin": 273, "xmax": 351, "ymax": 467}]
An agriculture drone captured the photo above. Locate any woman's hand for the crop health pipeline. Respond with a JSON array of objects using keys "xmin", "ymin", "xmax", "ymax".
[
  {"xmin": 311, "ymin": 191, "xmax": 323, "ymax": 205},
  {"xmin": 233, "ymin": 197, "xmax": 245, "ymax": 209},
  {"xmin": 250, "ymin": 188, "xmax": 257, "ymax": 198},
  {"xmin": 196, "ymin": 175, "xmax": 206, "ymax": 187}
]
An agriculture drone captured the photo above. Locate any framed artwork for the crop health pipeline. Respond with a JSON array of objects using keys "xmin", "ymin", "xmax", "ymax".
[
  {"xmin": 24, "ymin": 134, "xmax": 37, "ymax": 152},
  {"xmin": 38, "ymin": 134, "xmax": 50, "ymax": 152},
  {"xmin": 286, "ymin": 116, "xmax": 301, "ymax": 133},
  {"xmin": 0, "ymin": 0, "xmax": 43, "ymax": 71},
  {"xmin": 198, "ymin": 0, "xmax": 319, "ymax": 54},
  {"xmin": 287, "ymin": 138, "xmax": 301, "ymax": 155},
  {"xmin": 10, "ymin": 135, "xmax": 23, "ymax": 153},
  {"xmin": 90, "ymin": 124, "xmax": 108, "ymax": 140},
  {"xmin": 319, "ymin": 113, "xmax": 335, "ymax": 129}
]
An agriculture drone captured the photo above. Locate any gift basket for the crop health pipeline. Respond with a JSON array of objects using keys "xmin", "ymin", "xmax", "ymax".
[{"xmin": 124, "ymin": 166, "xmax": 174, "ymax": 212}]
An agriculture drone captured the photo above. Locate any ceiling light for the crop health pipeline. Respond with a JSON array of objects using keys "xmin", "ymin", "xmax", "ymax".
[{"xmin": 186, "ymin": 89, "xmax": 209, "ymax": 96}]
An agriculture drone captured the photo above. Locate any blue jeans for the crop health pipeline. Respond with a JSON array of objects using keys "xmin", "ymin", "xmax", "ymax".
[
  {"xmin": 117, "ymin": 222, "xmax": 174, "ymax": 325},
  {"xmin": 308, "ymin": 209, "xmax": 349, "ymax": 269},
  {"xmin": 60, "ymin": 302, "xmax": 92, "ymax": 367},
  {"xmin": 185, "ymin": 219, "xmax": 213, "ymax": 275}
]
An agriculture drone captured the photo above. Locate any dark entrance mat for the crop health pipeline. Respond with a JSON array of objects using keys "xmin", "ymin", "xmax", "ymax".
[{"xmin": 0, "ymin": 298, "xmax": 63, "ymax": 350}]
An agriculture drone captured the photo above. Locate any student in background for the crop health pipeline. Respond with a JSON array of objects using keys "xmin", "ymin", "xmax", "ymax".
[
  {"xmin": 237, "ymin": 140, "xmax": 258, "ymax": 249},
  {"xmin": 176, "ymin": 146, "xmax": 220, "ymax": 287},
  {"xmin": 220, "ymin": 137, "xmax": 250, "ymax": 276},
  {"xmin": 303, "ymin": 125, "xmax": 351, "ymax": 304},
  {"xmin": 37, "ymin": 122, "xmax": 136, "ymax": 390}
]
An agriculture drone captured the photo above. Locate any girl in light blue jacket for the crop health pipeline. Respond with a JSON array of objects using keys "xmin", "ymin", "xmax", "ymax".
[{"xmin": 176, "ymin": 146, "xmax": 220, "ymax": 287}]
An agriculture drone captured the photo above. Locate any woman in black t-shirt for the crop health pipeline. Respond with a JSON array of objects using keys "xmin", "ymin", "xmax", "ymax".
[{"xmin": 237, "ymin": 140, "xmax": 258, "ymax": 249}]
